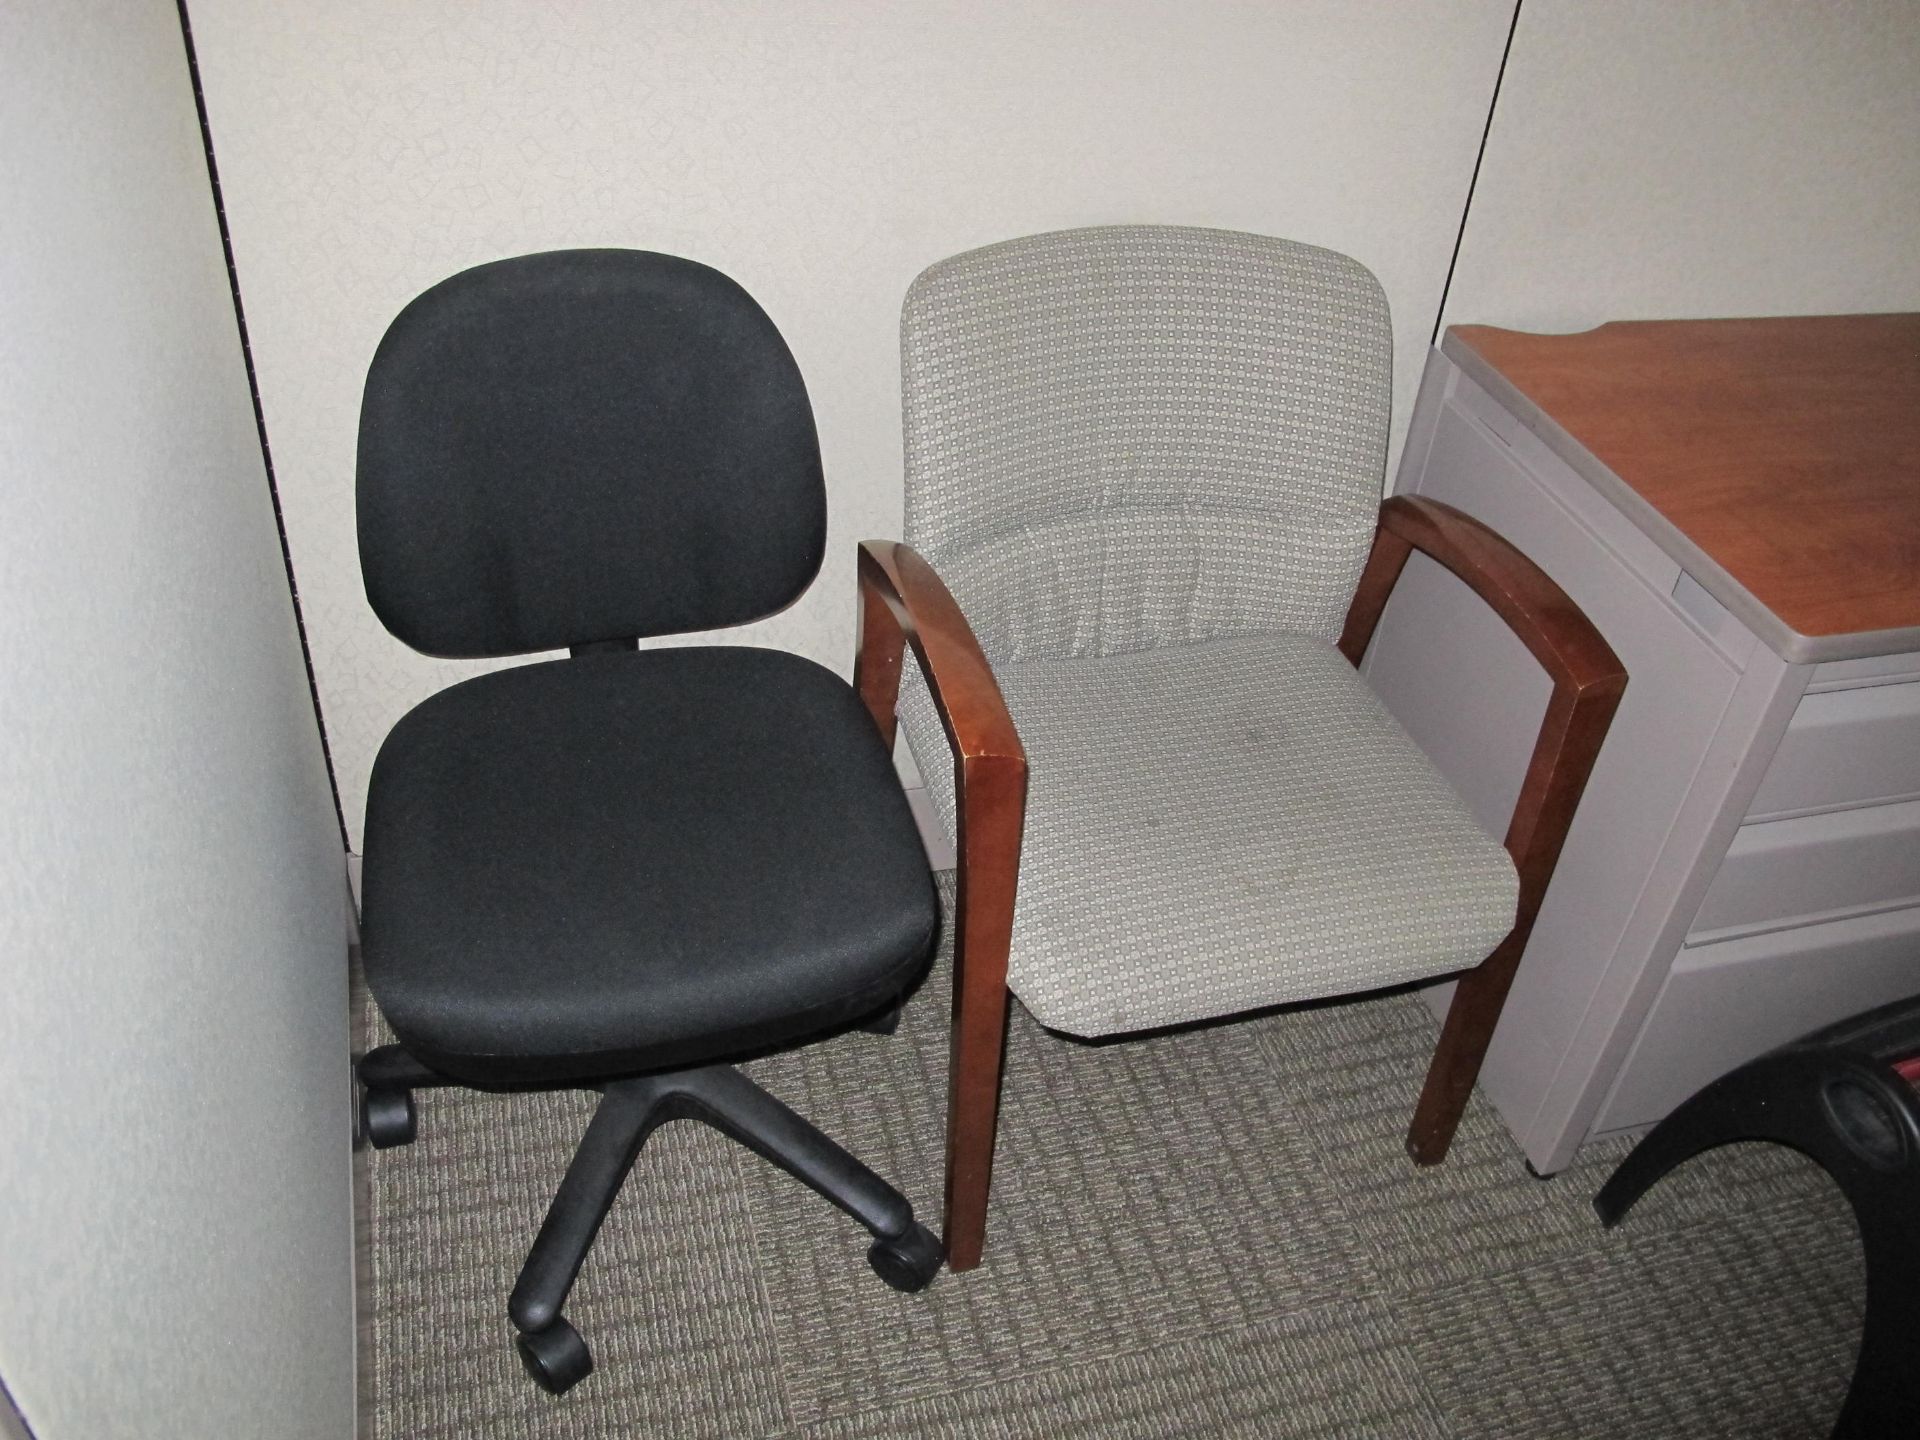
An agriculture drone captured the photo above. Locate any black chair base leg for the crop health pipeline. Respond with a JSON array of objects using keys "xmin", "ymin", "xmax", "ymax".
[
  {"xmin": 674, "ymin": 1064, "xmax": 943, "ymax": 1292},
  {"xmin": 1591, "ymin": 1076, "xmax": 1751, "ymax": 1227},
  {"xmin": 1596, "ymin": 1008, "xmax": 1920, "ymax": 1440},
  {"xmin": 858, "ymin": 1000, "xmax": 904, "ymax": 1035},
  {"xmin": 679, "ymin": 1065, "xmax": 913, "ymax": 1234},
  {"xmin": 505, "ymin": 1064, "xmax": 940, "ymax": 1396},
  {"xmin": 508, "ymin": 1077, "xmax": 665, "ymax": 1331}
]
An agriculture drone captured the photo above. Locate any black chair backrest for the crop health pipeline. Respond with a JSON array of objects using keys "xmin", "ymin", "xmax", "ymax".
[{"xmin": 357, "ymin": 249, "xmax": 826, "ymax": 657}]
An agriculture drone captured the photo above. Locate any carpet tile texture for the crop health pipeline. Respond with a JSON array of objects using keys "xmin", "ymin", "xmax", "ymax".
[{"xmin": 362, "ymin": 876, "xmax": 1863, "ymax": 1438}]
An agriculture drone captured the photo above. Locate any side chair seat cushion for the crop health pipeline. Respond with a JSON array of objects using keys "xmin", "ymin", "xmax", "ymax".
[
  {"xmin": 902, "ymin": 633, "xmax": 1518, "ymax": 1036},
  {"xmin": 361, "ymin": 647, "xmax": 938, "ymax": 1083}
]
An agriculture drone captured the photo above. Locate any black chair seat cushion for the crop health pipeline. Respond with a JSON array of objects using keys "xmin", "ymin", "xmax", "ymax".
[{"xmin": 360, "ymin": 647, "xmax": 938, "ymax": 1084}]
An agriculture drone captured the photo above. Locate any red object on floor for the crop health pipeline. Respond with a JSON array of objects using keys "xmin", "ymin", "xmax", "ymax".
[{"xmin": 1895, "ymin": 1055, "xmax": 1920, "ymax": 1091}]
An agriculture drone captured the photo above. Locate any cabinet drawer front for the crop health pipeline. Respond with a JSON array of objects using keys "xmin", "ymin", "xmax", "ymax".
[
  {"xmin": 1747, "ymin": 679, "xmax": 1920, "ymax": 818},
  {"xmin": 1690, "ymin": 797, "xmax": 1920, "ymax": 940},
  {"xmin": 1596, "ymin": 904, "xmax": 1920, "ymax": 1134}
]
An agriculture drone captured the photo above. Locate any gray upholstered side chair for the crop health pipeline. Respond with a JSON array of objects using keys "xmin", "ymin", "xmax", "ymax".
[{"xmin": 857, "ymin": 225, "xmax": 1626, "ymax": 1271}]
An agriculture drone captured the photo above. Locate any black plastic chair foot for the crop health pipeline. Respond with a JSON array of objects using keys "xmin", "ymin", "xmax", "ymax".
[
  {"xmin": 360, "ymin": 1087, "xmax": 417, "ymax": 1149},
  {"xmin": 868, "ymin": 1220, "xmax": 943, "ymax": 1292},
  {"xmin": 1595, "ymin": 996, "xmax": 1920, "ymax": 1439},
  {"xmin": 517, "ymin": 1315, "xmax": 593, "ymax": 1395}
]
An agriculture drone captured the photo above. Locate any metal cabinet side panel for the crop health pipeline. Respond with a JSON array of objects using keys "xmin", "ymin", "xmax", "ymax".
[
  {"xmin": 1519, "ymin": 652, "xmax": 1803, "ymax": 1169},
  {"xmin": 1370, "ymin": 354, "xmax": 1802, "ymax": 1170}
]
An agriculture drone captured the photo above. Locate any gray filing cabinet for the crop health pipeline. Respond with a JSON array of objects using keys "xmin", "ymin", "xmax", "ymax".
[{"xmin": 1366, "ymin": 318, "xmax": 1920, "ymax": 1173}]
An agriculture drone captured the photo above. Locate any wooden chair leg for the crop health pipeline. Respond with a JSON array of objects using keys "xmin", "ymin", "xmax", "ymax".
[
  {"xmin": 1339, "ymin": 498, "xmax": 1626, "ymax": 1169},
  {"xmin": 853, "ymin": 541, "xmax": 1028, "ymax": 1270},
  {"xmin": 942, "ymin": 752, "xmax": 1025, "ymax": 1271},
  {"xmin": 1405, "ymin": 931, "xmax": 1525, "ymax": 1164},
  {"xmin": 943, "ymin": 973, "xmax": 1011, "ymax": 1271}
]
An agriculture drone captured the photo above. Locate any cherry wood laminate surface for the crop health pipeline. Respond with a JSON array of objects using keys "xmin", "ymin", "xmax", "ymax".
[{"xmin": 1449, "ymin": 315, "xmax": 1920, "ymax": 646}]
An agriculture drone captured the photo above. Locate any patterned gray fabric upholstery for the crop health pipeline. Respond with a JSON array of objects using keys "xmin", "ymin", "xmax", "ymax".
[
  {"xmin": 899, "ymin": 634, "xmax": 1517, "ymax": 1036},
  {"xmin": 901, "ymin": 225, "xmax": 1391, "ymax": 660},
  {"xmin": 895, "ymin": 224, "xmax": 1516, "ymax": 1036}
]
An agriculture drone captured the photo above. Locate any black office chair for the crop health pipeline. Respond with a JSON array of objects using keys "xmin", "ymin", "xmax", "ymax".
[
  {"xmin": 1596, "ymin": 996, "xmax": 1920, "ymax": 1439},
  {"xmin": 351, "ymin": 248, "xmax": 944, "ymax": 1396}
]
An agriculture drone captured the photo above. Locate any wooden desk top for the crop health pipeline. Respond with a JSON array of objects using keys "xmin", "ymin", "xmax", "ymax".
[{"xmin": 1444, "ymin": 315, "xmax": 1920, "ymax": 657}]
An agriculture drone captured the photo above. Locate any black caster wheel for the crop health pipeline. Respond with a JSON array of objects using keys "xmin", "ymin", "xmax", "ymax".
[
  {"xmin": 517, "ymin": 1316, "xmax": 593, "ymax": 1395},
  {"xmin": 360, "ymin": 1087, "xmax": 416, "ymax": 1149},
  {"xmin": 868, "ymin": 1220, "xmax": 944, "ymax": 1293}
]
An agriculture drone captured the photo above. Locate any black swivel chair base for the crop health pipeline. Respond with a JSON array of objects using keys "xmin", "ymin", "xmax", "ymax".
[
  {"xmin": 1594, "ymin": 996, "xmax": 1920, "ymax": 1440},
  {"xmin": 358, "ymin": 1043, "xmax": 944, "ymax": 1396}
]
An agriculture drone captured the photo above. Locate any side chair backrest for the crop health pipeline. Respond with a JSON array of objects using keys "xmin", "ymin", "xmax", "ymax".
[
  {"xmin": 358, "ymin": 248, "xmax": 826, "ymax": 658},
  {"xmin": 901, "ymin": 225, "xmax": 1391, "ymax": 663}
]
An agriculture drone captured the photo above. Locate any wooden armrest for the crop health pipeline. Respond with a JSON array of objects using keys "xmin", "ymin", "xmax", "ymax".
[
  {"xmin": 1339, "ymin": 495, "xmax": 1624, "ymax": 705},
  {"xmin": 1339, "ymin": 494, "xmax": 1626, "ymax": 900},
  {"xmin": 1340, "ymin": 495, "xmax": 1627, "ymax": 1164},
  {"xmin": 854, "ymin": 541, "xmax": 1024, "ymax": 770},
  {"xmin": 854, "ymin": 540, "xmax": 1026, "ymax": 1272}
]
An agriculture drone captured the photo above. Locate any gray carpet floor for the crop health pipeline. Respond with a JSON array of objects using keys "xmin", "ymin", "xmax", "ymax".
[{"xmin": 362, "ymin": 876, "xmax": 1865, "ymax": 1438}]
